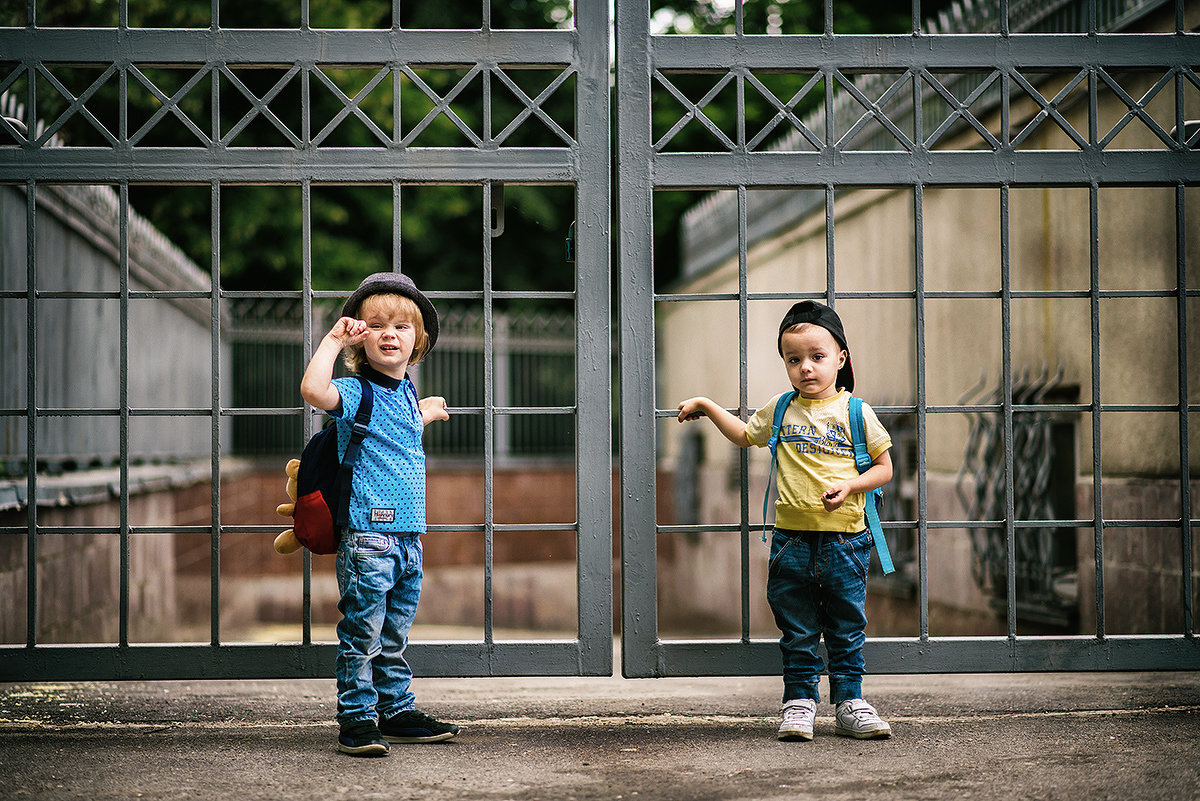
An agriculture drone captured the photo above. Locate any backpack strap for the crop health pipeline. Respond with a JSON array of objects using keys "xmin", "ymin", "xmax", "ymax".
[
  {"xmin": 762, "ymin": 390, "xmax": 798, "ymax": 542},
  {"xmin": 848, "ymin": 395, "xmax": 894, "ymax": 575},
  {"xmin": 334, "ymin": 375, "xmax": 374, "ymax": 529}
]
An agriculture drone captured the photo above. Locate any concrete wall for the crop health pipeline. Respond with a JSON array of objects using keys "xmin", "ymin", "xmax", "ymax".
[{"xmin": 0, "ymin": 183, "xmax": 231, "ymax": 469}]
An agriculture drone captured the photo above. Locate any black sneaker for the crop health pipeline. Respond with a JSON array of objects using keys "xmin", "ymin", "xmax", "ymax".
[
  {"xmin": 379, "ymin": 709, "xmax": 459, "ymax": 743},
  {"xmin": 337, "ymin": 720, "xmax": 390, "ymax": 757}
]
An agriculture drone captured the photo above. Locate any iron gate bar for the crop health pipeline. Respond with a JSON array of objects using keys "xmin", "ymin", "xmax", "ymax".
[
  {"xmin": 0, "ymin": 29, "xmax": 577, "ymax": 65},
  {"xmin": 1088, "ymin": 181, "xmax": 1103, "ymax": 638},
  {"xmin": 650, "ymin": 152, "xmax": 1200, "ymax": 188},
  {"xmin": 618, "ymin": 0, "xmax": 1200, "ymax": 677},
  {"xmin": 0, "ymin": 6, "xmax": 611, "ymax": 680},
  {"xmin": 1176, "ymin": 183, "xmax": 1193, "ymax": 636},
  {"xmin": 647, "ymin": 32, "xmax": 1197, "ymax": 69},
  {"xmin": 1000, "ymin": 182, "xmax": 1016, "ymax": 638},
  {"xmin": 913, "ymin": 182, "xmax": 929, "ymax": 642},
  {"xmin": 0, "ymin": 153, "xmax": 579, "ymax": 183},
  {"xmin": 22, "ymin": 178, "xmax": 36, "ymax": 648}
]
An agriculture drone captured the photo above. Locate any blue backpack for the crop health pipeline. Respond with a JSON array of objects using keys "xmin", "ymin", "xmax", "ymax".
[{"xmin": 762, "ymin": 391, "xmax": 894, "ymax": 574}]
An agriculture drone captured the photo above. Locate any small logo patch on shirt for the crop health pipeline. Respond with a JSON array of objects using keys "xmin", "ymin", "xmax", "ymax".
[{"xmin": 370, "ymin": 508, "xmax": 396, "ymax": 524}]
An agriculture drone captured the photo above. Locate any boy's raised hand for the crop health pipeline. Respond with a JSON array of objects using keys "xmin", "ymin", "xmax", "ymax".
[
  {"xmin": 330, "ymin": 316, "xmax": 369, "ymax": 346},
  {"xmin": 419, "ymin": 396, "xmax": 450, "ymax": 425}
]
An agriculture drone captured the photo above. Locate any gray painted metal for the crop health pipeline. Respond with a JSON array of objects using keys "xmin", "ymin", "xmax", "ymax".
[
  {"xmin": 3, "ymin": 0, "xmax": 1198, "ymax": 681},
  {"xmin": 0, "ymin": 5, "xmax": 611, "ymax": 681},
  {"xmin": 617, "ymin": 0, "xmax": 1199, "ymax": 677}
]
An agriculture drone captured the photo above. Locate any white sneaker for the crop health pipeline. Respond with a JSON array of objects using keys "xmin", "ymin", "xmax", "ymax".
[
  {"xmin": 834, "ymin": 699, "xmax": 892, "ymax": 739},
  {"xmin": 777, "ymin": 699, "xmax": 816, "ymax": 741}
]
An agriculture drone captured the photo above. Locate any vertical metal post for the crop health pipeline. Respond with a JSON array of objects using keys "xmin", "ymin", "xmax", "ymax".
[
  {"xmin": 118, "ymin": 182, "xmax": 131, "ymax": 647},
  {"xmin": 1000, "ymin": 184, "xmax": 1016, "ymax": 639},
  {"xmin": 301, "ymin": 180, "xmax": 314, "ymax": 644},
  {"xmin": 393, "ymin": 181, "xmax": 402, "ymax": 270},
  {"xmin": 208, "ymin": 11, "xmax": 224, "ymax": 659},
  {"xmin": 618, "ymin": 0, "xmax": 660, "ymax": 677},
  {"xmin": 737, "ymin": 185, "xmax": 750, "ymax": 641},
  {"xmin": 824, "ymin": 184, "xmax": 835, "ymax": 305},
  {"xmin": 482, "ymin": 181, "xmax": 495, "ymax": 651},
  {"xmin": 1089, "ymin": 182, "xmax": 1105, "ymax": 639},
  {"xmin": 1176, "ymin": 183, "xmax": 1192, "ymax": 636},
  {"xmin": 211, "ymin": 181, "xmax": 223, "ymax": 647},
  {"xmin": 575, "ymin": 0, "xmax": 614, "ymax": 673},
  {"xmin": 24, "ymin": 179, "xmax": 37, "ymax": 647},
  {"xmin": 211, "ymin": 180, "xmax": 226, "ymax": 646},
  {"xmin": 913, "ymin": 183, "xmax": 929, "ymax": 641}
]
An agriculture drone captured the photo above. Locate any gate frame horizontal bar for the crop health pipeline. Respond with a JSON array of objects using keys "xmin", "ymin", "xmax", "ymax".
[
  {"xmin": 7, "ymin": 152, "xmax": 1198, "ymax": 187},
  {"xmin": 0, "ymin": 641, "xmax": 600, "ymax": 681},
  {"xmin": 650, "ymin": 151, "xmax": 1200, "ymax": 188},
  {"xmin": 649, "ymin": 31, "xmax": 1197, "ymax": 69},
  {"xmin": 4, "ymin": 638, "xmax": 1197, "ymax": 681},
  {"xmin": 0, "ymin": 28, "xmax": 577, "ymax": 65},
  {"xmin": 635, "ymin": 636, "xmax": 1200, "ymax": 676},
  {"xmin": 4, "ymin": 29, "xmax": 1190, "ymax": 69},
  {"xmin": 0, "ymin": 149, "xmax": 576, "ymax": 183}
]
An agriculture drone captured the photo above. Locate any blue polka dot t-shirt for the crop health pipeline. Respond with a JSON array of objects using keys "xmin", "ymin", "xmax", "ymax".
[{"xmin": 331, "ymin": 371, "xmax": 425, "ymax": 534}]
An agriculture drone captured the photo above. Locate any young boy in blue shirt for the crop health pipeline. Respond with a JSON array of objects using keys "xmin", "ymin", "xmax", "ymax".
[
  {"xmin": 677, "ymin": 300, "xmax": 894, "ymax": 741},
  {"xmin": 301, "ymin": 272, "xmax": 458, "ymax": 756}
]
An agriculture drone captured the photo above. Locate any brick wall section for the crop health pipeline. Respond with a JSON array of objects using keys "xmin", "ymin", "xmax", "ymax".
[
  {"xmin": 426, "ymin": 465, "xmax": 579, "ymax": 564},
  {"xmin": 3, "ymin": 463, "xmax": 642, "ymax": 640},
  {"xmin": 167, "ymin": 464, "xmax": 601, "ymax": 634},
  {"xmin": 170, "ymin": 464, "xmax": 587, "ymax": 582},
  {"xmin": 1076, "ymin": 478, "xmax": 1200, "ymax": 635},
  {"xmin": 172, "ymin": 470, "xmax": 288, "ymax": 579}
]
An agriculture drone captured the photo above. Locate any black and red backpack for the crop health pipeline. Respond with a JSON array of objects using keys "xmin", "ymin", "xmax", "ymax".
[{"xmin": 292, "ymin": 375, "xmax": 374, "ymax": 554}]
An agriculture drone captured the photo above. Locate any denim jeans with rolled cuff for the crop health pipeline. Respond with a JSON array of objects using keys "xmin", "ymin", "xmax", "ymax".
[
  {"xmin": 766, "ymin": 527, "xmax": 871, "ymax": 705},
  {"xmin": 335, "ymin": 530, "xmax": 423, "ymax": 726}
]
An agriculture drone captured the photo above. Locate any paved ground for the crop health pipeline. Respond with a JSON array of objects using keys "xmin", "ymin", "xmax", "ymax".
[{"xmin": 1, "ymin": 671, "xmax": 1198, "ymax": 801}]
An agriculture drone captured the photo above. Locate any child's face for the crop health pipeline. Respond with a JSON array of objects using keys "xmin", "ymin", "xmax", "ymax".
[
  {"xmin": 781, "ymin": 324, "xmax": 846, "ymax": 400},
  {"xmin": 359, "ymin": 299, "xmax": 419, "ymax": 378}
]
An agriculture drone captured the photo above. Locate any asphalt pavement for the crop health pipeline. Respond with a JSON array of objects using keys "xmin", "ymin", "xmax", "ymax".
[{"xmin": 1, "ymin": 670, "xmax": 1199, "ymax": 801}]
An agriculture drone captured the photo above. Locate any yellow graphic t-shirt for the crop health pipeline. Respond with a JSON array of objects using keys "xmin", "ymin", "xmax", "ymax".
[{"xmin": 745, "ymin": 389, "xmax": 891, "ymax": 533}]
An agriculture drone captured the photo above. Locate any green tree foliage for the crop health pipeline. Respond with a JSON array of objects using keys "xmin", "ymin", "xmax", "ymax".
[
  {"xmin": 5, "ymin": 0, "xmax": 955, "ymax": 296},
  {"xmin": 6, "ymin": 0, "xmax": 575, "ymax": 300},
  {"xmin": 647, "ymin": 0, "xmax": 956, "ymax": 287}
]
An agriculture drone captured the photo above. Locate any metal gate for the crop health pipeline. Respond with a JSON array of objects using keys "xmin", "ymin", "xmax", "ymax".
[
  {"xmin": 617, "ymin": 0, "xmax": 1200, "ymax": 676},
  {"xmin": 0, "ymin": 3, "xmax": 611, "ymax": 679},
  {"xmin": 2, "ymin": 1, "xmax": 1199, "ymax": 682}
]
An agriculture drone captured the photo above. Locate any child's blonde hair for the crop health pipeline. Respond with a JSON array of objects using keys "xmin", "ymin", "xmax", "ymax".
[{"xmin": 342, "ymin": 293, "xmax": 431, "ymax": 373}]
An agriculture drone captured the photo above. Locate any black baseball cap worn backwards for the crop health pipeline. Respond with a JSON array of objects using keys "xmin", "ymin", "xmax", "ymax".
[
  {"xmin": 777, "ymin": 300, "xmax": 855, "ymax": 393},
  {"xmin": 341, "ymin": 271, "xmax": 440, "ymax": 354}
]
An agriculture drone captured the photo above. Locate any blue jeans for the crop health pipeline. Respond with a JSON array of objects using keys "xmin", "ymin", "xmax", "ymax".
[
  {"xmin": 766, "ymin": 527, "xmax": 871, "ymax": 705},
  {"xmin": 335, "ymin": 530, "xmax": 423, "ymax": 725}
]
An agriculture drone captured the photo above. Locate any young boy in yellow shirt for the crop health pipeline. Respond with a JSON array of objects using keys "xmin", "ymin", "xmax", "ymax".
[{"xmin": 677, "ymin": 300, "xmax": 894, "ymax": 741}]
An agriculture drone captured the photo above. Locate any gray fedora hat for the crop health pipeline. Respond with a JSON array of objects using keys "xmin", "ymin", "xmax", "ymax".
[{"xmin": 340, "ymin": 272, "xmax": 439, "ymax": 352}]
